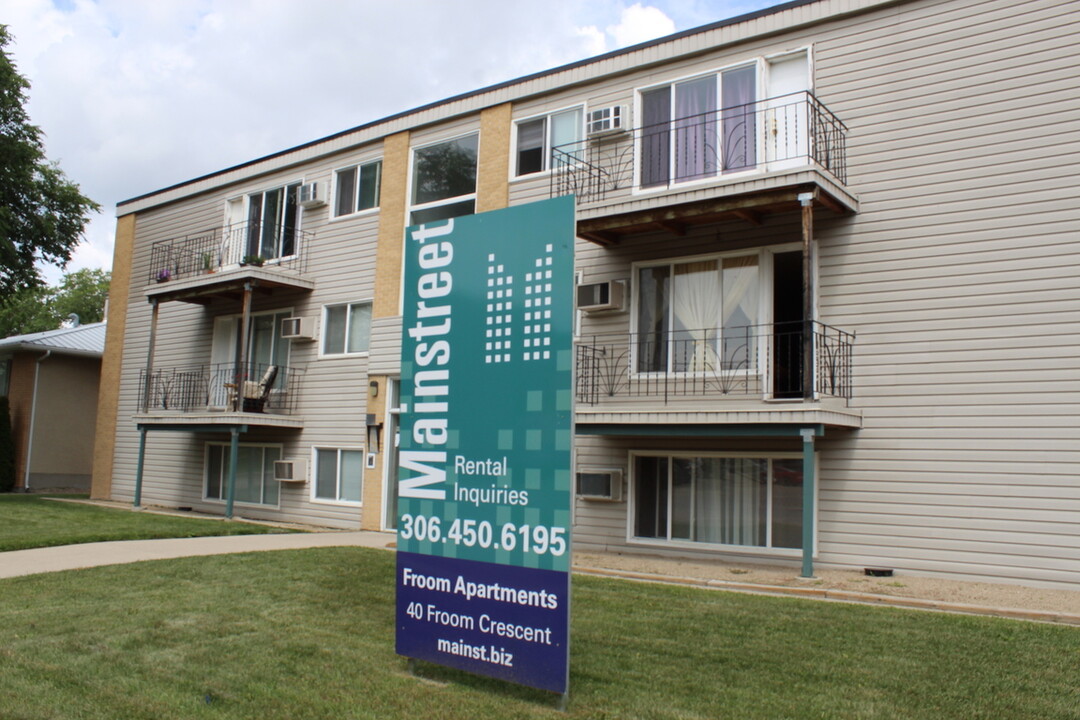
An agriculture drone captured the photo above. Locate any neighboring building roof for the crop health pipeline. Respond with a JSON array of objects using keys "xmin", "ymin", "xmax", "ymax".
[{"xmin": 0, "ymin": 322, "xmax": 106, "ymax": 358}]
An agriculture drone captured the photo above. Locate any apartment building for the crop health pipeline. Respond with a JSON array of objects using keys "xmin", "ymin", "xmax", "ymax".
[{"xmin": 92, "ymin": 0, "xmax": 1080, "ymax": 589}]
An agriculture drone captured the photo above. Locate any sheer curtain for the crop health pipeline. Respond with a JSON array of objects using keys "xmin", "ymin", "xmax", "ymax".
[
  {"xmin": 721, "ymin": 65, "xmax": 757, "ymax": 172},
  {"xmin": 641, "ymin": 87, "xmax": 671, "ymax": 187},
  {"xmin": 671, "ymin": 260, "xmax": 721, "ymax": 372},
  {"xmin": 687, "ymin": 457, "xmax": 766, "ymax": 545},
  {"xmin": 674, "ymin": 76, "xmax": 717, "ymax": 181},
  {"xmin": 721, "ymin": 256, "xmax": 759, "ymax": 368}
]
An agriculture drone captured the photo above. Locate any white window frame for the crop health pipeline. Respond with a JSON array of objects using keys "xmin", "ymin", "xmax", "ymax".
[
  {"xmin": 511, "ymin": 105, "xmax": 585, "ymax": 179},
  {"xmin": 311, "ymin": 446, "xmax": 366, "ymax": 506},
  {"xmin": 319, "ymin": 300, "xmax": 373, "ymax": 358},
  {"xmin": 204, "ymin": 442, "xmax": 284, "ymax": 508},
  {"xmin": 407, "ymin": 131, "xmax": 479, "ymax": 226},
  {"xmin": 632, "ymin": 59, "xmax": 765, "ymax": 195},
  {"xmin": 331, "ymin": 158, "xmax": 383, "ymax": 220},
  {"xmin": 626, "ymin": 450, "xmax": 811, "ymax": 557},
  {"xmin": 629, "ymin": 248, "xmax": 766, "ymax": 377},
  {"xmin": 221, "ymin": 180, "xmax": 306, "ymax": 264}
]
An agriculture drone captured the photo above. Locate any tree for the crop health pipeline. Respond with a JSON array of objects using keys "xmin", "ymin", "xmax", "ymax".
[
  {"xmin": 0, "ymin": 25, "xmax": 99, "ymax": 296},
  {"xmin": 0, "ymin": 268, "xmax": 110, "ymax": 337}
]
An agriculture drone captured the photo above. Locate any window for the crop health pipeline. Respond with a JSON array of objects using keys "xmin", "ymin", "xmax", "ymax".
[
  {"xmin": 209, "ymin": 310, "xmax": 292, "ymax": 408},
  {"xmin": 633, "ymin": 453, "xmax": 802, "ymax": 549},
  {"xmin": 314, "ymin": 448, "xmax": 365, "ymax": 503},
  {"xmin": 515, "ymin": 107, "xmax": 583, "ymax": 176},
  {"xmin": 205, "ymin": 443, "xmax": 281, "ymax": 506},
  {"xmin": 410, "ymin": 133, "xmax": 478, "ymax": 225},
  {"xmin": 636, "ymin": 252, "xmax": 760, "ymax": 374},
  {"xmin": 246, "ymin": 183, "xmax": 302, "ymax": 259},
  {"xmin": 334, "ymin": 160, "xmax": 382, "ymax": 217},
  {"xmin": 322, "ymin": 302, "xmax": 372, "ymax": 355},
  {"xmin": 640, "ymin": 65, "xmax": 758, "ymax": 188}
]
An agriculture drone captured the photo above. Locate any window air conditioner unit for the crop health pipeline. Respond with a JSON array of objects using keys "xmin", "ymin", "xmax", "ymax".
[
  {"xmin": 576, "ymin": 469, "xmax": 623, "ymax": 502},
  {"xmin": 298, "ymin": 181, "xmax": 325, "ymax": 209},
  {"xmin": 576, "ymin": 280, "xmax": 626, "ymax": 312},
  {"xmin": 586, "ymin": 105, "xmax": 627, "ymax": 137},
  {"xmin": 274, "ymin": 459, "xmax": 308, "ymax": 483},
  {"xmin": 280, "ymin": 316, "xmax": 315, "ymax": 341}
]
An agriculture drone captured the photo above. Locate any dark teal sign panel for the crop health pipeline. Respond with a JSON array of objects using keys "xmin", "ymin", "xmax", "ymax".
[{"xmin": 395, "ymin": 196, "xmax": 575, "ymax": 694}]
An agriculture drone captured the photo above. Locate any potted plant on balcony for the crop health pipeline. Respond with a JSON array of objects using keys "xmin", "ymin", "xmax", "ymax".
[
  {"xmin": 201, "ymin": 252, "xmax": 216, "ymax": 274},
  {"xmin": 155, "ymin": 268, "xmax": 171, "ymax": 283},
  {"xmin": 240, "ymin": 254, "xmax": 266, "ymax": 267}
]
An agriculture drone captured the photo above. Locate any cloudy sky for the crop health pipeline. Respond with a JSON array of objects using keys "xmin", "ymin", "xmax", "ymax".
[{"xmin": 5, "ymin": 0, "xmax": 778, "ymax": 283}]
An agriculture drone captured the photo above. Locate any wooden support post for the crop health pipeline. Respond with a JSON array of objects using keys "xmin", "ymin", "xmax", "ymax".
[
  {"xmin": 235, "ymin": 281, "xmax": 254, "ymax": 411},
  {"xmin": 799, "ymin": 192, "xmax": 815, "ymax": 401},
  {"xmin": 143, "ymin": 299, "xmax": 159, "ymax": 411}
]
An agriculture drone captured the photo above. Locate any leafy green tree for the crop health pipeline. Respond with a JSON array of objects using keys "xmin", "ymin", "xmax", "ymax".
[
  {"xmin": 0, "ymin": 268, "xmax": 110, "ymax": 337},
  {"xmin": 0, "ymin": 396, "xmax": 14, "ymax": 493},
  {"xmin": 0, "ymin": 25, "xmax": 100, "ymax": 296}
]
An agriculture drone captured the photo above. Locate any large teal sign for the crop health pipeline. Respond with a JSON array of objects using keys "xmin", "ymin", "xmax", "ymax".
[{"xmin": 395, "ymin": 196, "xmax": 575, "ymax": 694}]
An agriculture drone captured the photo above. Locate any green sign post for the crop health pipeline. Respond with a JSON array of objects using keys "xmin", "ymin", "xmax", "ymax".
[{"xmin": 395, "ymin": 196, "xmax": 575, "ymax": 695}]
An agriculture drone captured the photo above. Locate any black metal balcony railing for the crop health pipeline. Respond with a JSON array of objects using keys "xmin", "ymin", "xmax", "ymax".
[
  {"xmin": 575, "ymin": 321, "xmax": 853, "ymax": 405},
  {"xmin": 137, "ymin": 362, "xmax": 305, "ymax": 415},
  {"xmin": 552, "ymin": 92, "xmax": 847, "ymax": 205},
  {"xmin": 147, "ymin": 221, "xmax": 313, "ymax": 285}
]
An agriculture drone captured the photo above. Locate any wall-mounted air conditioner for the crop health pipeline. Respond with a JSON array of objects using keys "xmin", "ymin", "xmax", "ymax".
[
  {"xmin": 274, "ymin": 459, "xmax": 308, "ymax": 483},
  {"xmin": 298, "ymin": 181, "xmax": 325, "ymax": 209},
  {"xmin": 576, "ymin": 280, "xmax": 626, "ymax": 312},
  {"xmin": 576, "ymin": 469, "xmax": 624, "ymax": 502},
  {"xmin": 280, "ymin": 316, "xmax": 315, "ymax": 341},
  {"xmin": 586, "ymin": 105, "xmax": 627, "ymax": 137}
]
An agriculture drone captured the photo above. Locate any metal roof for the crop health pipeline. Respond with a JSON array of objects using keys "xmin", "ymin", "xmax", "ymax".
[{"xmin": 0, "ymin": 322, "xmax": 106, "ymax": 358}]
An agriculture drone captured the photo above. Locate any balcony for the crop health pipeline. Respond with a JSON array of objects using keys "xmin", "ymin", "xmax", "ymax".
[
  {"xmin": 575, "ymin": 322, "xmax": 860, "ymax": 430},
  {"xmin": 551, "ymin": 92, "xmax": 856, "ymax": 243},
  {"xmin": 135, "ymin": 362, "xmax": 306, "ymax": 429},
  {"xmin": 145, "ymin": 222, "xmax": 315, "ymax": 304}
]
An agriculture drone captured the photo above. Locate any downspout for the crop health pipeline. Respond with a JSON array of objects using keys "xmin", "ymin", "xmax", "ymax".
[{"xmin": 23, "ymin": 350, "xmax": 52, "ymax": 491}]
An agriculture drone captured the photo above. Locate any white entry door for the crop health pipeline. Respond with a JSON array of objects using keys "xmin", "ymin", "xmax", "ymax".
[{"xmin": 766, "ymin": 52, "xmax": 810, "ymax": 169}]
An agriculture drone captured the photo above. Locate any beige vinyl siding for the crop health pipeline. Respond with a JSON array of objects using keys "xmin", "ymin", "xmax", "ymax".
[
  {"xmin": 810, "ymin": 0, "xmax": 1080, "ymax": 587},
  {"xmin": 108, "ymin": 0, "xmax": 1079, "ymax": 586},
  {"xmin": 534, "ymin": 0, "xmax": 1078, "ymax": 587},
  {"xmin": 110, "ymin": 145, "xmax": 389, "ymax": 529}
]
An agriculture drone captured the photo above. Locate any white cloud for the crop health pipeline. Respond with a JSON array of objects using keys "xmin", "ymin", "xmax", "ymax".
[
  {"xmin": 4, "ymin": 0, "xmax": 774, "ymax": 284},
  {"xmin": 607, "ymin": 4, "xmax": 677, "ymax": 48}
]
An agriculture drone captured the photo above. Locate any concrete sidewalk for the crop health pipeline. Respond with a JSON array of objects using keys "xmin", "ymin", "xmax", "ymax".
[
  {"xmin": 0, "ymin": 531, "xmax": 396, "ymax": 579},
  {"xmin": 2, "ymin": 526, "xmax": 1077, "ymax": 626}
]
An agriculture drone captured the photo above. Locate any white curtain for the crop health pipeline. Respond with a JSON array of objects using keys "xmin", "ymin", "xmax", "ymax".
[
  {"xmin": 671, "ymin": 260, "xmax": 721, "ymax": 372},
  {"xmin": 685, "ymin": 458, "xmax": 765, "ymax": 546},
  {"xmin": 721, "ymin": 256, "xmax": 759, "ymax": 368}
]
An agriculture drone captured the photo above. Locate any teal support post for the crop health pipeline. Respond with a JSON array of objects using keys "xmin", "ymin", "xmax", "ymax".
[
  {"xmin": 133, "ymin": 427, "xmax": 147, "ymax": 508},
  {"xmin": 225, "ymin": 427, "xmax": 240, "ymax": 519},
  {"xmin": 800, "ymin": 427, "xmax": 816, "ymax": 578}
]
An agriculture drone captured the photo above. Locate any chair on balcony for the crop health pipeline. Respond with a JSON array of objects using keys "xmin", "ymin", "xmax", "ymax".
[
  {"xmin": 244, "ymin": 365, "xmax": 278, "ymax": 413},
  {"xmin": 225, "ymin": 365, "xmax": 279, "ymax": 413}
]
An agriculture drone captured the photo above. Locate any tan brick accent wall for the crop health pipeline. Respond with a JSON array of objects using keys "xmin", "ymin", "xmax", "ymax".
[
  {"xmin": 360, "ymin": 374, "xmax": 388, "ymax": 530},
  {"xmin": 476, "ymin": 103, "xmax": 512, "ymax": 213},
  {"xmin": 90, "ymin": 213, "xmax": 137, "ymax": 499},
  {"xmin": 372, "ymin": 131, "xmax": 411, "ymax": 320}
]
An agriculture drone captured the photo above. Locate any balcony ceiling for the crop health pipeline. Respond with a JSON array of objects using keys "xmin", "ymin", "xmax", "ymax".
[
  {"xmin": 144, "ymin": 266, "xmax": 315, "ymax": 305},
  {"xmin": 135, "ymin": 411, "xmax": 304, "ymax": 430},
  {"xmin": 576, "ymin": 173, "xmax": 857, "ymax": 246}
]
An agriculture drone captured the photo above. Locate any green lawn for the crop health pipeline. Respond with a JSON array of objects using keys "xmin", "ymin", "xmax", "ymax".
[
  {"xmin": 0, "ymin": 494, "xmax": 296, "ymax": 552},
  {"xmin": 0, "ymin": 548, "xmax": 1075, "ymax": 719}
]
